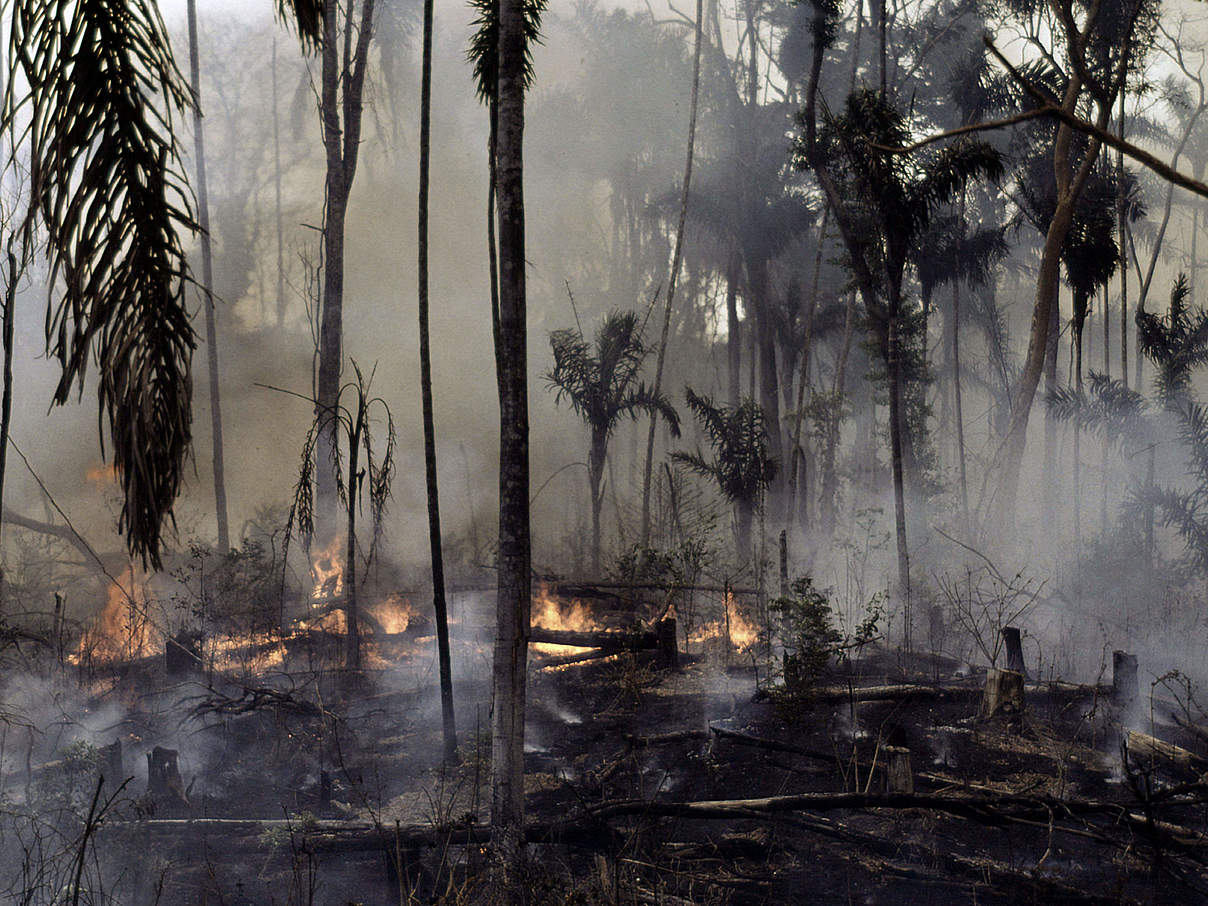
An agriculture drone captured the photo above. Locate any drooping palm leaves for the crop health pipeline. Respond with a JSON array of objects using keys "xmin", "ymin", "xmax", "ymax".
[
  {"xmin": 1137, "ymin": 274, "xmax": 1208, "ymax": 408},
  {"xmin": 6, "ymin": 0, "xmax": 323, "ymax": 569},
  {"xmin": 545, "ymin": 308, "xmax": 680, "ymax": 574},
  {"xmin": 673, "ymin": 388, "xmax": 778, "ymax": 557}
]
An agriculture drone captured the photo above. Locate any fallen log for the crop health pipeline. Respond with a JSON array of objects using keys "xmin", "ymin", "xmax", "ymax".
[
  {"xmin": 1125, "ymin": 729, "xmax": 1208, "ymax": 772},
  {"xmin": 530, "ymin": 627, "xmax": 658, "ymax": 651}
]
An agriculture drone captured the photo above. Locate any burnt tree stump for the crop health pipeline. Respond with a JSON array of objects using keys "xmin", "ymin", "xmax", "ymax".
[
  {"xmin": 1001, "ymin": 627, "xmax": 1025, "ymax": 676},
  {"xmin": 881, "ymin": 745, "xmax": 913, "ymax": 794},
  {"xmin": 147, "ymin": 746, "xmax": 188, "ymax": 806},
  {"xmin": 100, "ymin": 738, "xmax": 123, "ymax": 788},
  {"xmin": 657, "ymin": 617, "xmax": 680, "ymax": 671},
  {"xmin": 1113, "ymin": 651, "xmax": 1138, "ymax": 704},
  {"xmin": 981, "ymin": 668, "xmax": 1025, "ymax": 719}
]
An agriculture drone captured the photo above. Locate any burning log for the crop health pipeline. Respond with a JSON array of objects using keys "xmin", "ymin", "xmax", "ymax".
[
  {"xmin": 981, "ymin": 669, "xmax": 1025, "ymax": 718},
  {"xmin": 146, "ymin": 746, "xmax": 187, "ymax": 807},
  {"xmin": 529, "ymin": 627, "xmax": 658, "ymax": 651}
]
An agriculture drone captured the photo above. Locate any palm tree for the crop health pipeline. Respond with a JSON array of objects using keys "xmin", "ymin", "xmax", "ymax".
[
  {"xmin": 673, "ymin": 388, "xmax": 777, "ymax": 557},
  {"xmin": 546, "ymin": 309, "xmax": 680, "ymax": 575},
  {"xmin": 6, "ymin": 0, "xmax": 323, "ymax": 569}
]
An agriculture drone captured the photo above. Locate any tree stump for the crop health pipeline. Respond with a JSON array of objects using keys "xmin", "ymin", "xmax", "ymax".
[
  {"xmin": 100, "ymin": 738, "xmax": 123, "ymax": 788},
  {"xmin": 1113, "ymin": 651, "xmax": 1138, "ymax": 704},
  {"xmin": 882, "ymin": 745, "xmax": 913, "ymax": 793},
  {"xmin": 981, "ymin": 668, "xmax": 1025, "ymax": 719},
  {"xmin": 147, "ymin": 746, "xmax": 188, "ymax": 806},
  {"xmin": 1001, "ymin": 627, "xmax": 1025, "ymax": 676},
  {"xmin": 656, "ymin": 617, "xmax": 680, "ymax": 671}
]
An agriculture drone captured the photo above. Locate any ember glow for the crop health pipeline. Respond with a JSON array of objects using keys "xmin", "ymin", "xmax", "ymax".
[
  {"xmin": 309, "ymin": 536, "xmax": 345, "ymax": 602},
  {"xmin": 688, "ymin": 592, "xmax": 760, "ymax": 652}
]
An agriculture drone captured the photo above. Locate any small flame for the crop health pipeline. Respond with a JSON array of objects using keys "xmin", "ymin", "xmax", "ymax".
[
  {"xmin": 366, "ymin": 593, "xmax": 415, "ymax": 634},
  {"xmin": 310, "ymin": 537, "xmax": 344, "ymax": 601}
]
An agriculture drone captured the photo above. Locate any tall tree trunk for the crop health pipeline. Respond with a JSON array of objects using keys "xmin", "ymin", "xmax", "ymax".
[
  {"xmin": 0, "ymin": 250, "xmax": 15, "ymax": 568},
  {"xmin": 345, "ymin": 421, "xmax": 361, "ymax": 670},
  {"xmin": 726, "ymin": 256, "xmax": 741, "ymax": 406},
  {"xmin": 749, "ymin": 259, "xmax": 784, "ymax": 503},
  {"xmin": 886, "ymin": 286, "xmax": 912, "ymax": 649},
  {"xmin": 952, "ymin": 277, "xmax": 968, "ymax": 528},
  {"xmin": 785, "ymin": 204, "xmax": 828, "ymax": 541},
  {"xmin": 735, "ymin": 496, "xmax": 754, "ymax": 559},
  {"xmin": 589, "ymin": 430, "xmax": 606, "ymax": 576},
  {"xmin": 273, "ymin": 38, "xmax": 286, "ymax": 332},
  {"xmin": 418, "ymin": 0, "xmax": 457, "ymax": 764},
  {"xmin": 316, "ymin": 0, "xmax": 375, "ymax": 539},
  {"xmin": 187, "ymin": 0, "xmax": 229, "ymax": 554},
  {"xmin": 639, "ymin": 0, "xmax": 703, "ymax": 551},
  {"xmin": 987, "ymin": 63, "xmax": 1115, "ymax": 524},
  {"xmin": 1118, "ymin": 90, "xmax": 1128, "ymax": 388},
  {"xmin": 818, "ymin": 290, "xmax": 856, "ymax": 535},
  {"xmin": 1042, "ymin": 283, "xmax": 1060, "ymax": 531},
  {"xmin": 491, "ymin": 0, "xmax": 532, "ymax": 884}
]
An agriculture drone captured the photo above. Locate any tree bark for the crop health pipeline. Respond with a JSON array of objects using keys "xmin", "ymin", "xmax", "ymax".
[
  {"xmin": 589, "ymin": 428, "xmax": 606, "ymax": 575},
  {"xmin": 491, "ymin": 0, "xmax": 532, "ymax": 885},
  {"xmin": 273, "ymin": 39, "xmax": 286, "ymax": 332},
  {"xmin": 418, "ymin": 0, "xmax": 457, "ymax": 763},
  {"xmin": 186, "ymin": 0, "xmax": 229, "ymax": 554}
]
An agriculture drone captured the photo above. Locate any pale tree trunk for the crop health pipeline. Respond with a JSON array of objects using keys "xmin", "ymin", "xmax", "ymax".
[
  {"xmin": 187, "ymin": 0, "xmax": 229, "ymax": 553},
  {"xmin": 1042, "ymin": 283, "xmax": 1060, "ymax": 531},
  {"xmin": 273, "ymin": 38, "xmax": 286, "ymax": 332},
  {"xmin": 316, "ymin": 0, "xmax": 375, "ymax": 537},
  {"xmin": 1118, "ymin": 91, "xmax": 1128, "ymax": 387},
  {"xmin": 0, "ymin": 249, "xmax": 15, "ymax": 569},
  {"xmin": 639, "ymin": 0, "xmax": 703, "ymax": 551},
  {"xmin": 726, "ymin": 256, "xmax": 741, "ymax": 406},
  {"xmin": 491, "ymin": 0, "xmax": 532, "ymax": 885},
  {"xmin": 418, "ymin": 0, "xmax": 457, "ymax": 764},
  {"xmin": 952, "ymin": 277, "xmax": 969, "ymax": 527},
  {"xmin": 818, "ymin": 290, "xmax": 856, "ymax": 535}
]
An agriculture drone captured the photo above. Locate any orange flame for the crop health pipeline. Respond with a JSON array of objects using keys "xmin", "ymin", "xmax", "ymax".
[
  {"xmin": 688, "ymin": 592, "xmax": 760, "ymax": 651},
  {"xmin": 366, "ymin": 593, "xmax": 414, "ymax": 634},
  {"xmin": 73, "ymin": 567, "xmax": 157, "ymax": 664},
  {"xmin": 532, "ymin": 585, "xmax": 604, "ymax": 656},
  {"xmin": 310, "ymin": 537, "xmax": 344, "ymax": 601}
]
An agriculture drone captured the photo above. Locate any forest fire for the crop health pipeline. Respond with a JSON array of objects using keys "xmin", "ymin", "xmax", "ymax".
[
  {"xmin": 688, "ymin": 592, "xmax": 760, "ymax": 651},
  {"xmin": 72, "ymin": 567, "xmax": 157, "ymax": 665}
]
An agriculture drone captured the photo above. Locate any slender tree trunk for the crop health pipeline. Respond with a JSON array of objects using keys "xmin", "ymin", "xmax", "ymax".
[
  {"xmin": 952, "ymin": 278, "xmax": 968, "ymax": 528},
  {"xmin": 1118, "ymin": 91, "xmax": 1128, "ymax": 388},
  {"xmin": 726, "ymin": 256, "xmax": 741, "ymax": 406},
  {"xmin": 187, "ymin": 0, "xmax": 229, "ymax": 554},
  {"xmin": 735, "ymin": 496, "xmax": 753, "ymax": 559},
  {"xmin": 488, "ymin": 101, "xmax": 502, "ymax": 385},
  {"xmin": 1073, "ymin": 313, "xmax": 1083, "ymax": 544},
  {"xmin": 418, "ymin": 0, "xmax": 457, "ymax": 764},
  {"xmin": 785, "ymin": 204, "xmax": 829, "ymax": 540},
  {"xmin": 819, "ymin": 290, "xmax": 856, "ymax": 535},
  {"xmin": 1042, "ymin": 282, "xmax": 1060, "ymax": 531},
  {"xmin": 589, "ymin": 431, "xmax": 606, "ymax": 575},
  {"xmin": 491, "ymin": 0, "xmax": 532, "ymax": 883},
  {"xmin": 316, "ymin": 0, "xmax": 375, "ymax": 538},
  {"xmin": 886, "ymin": 285, "xmax": 912, "ymax": 649},
  {"xmin": 639, "ymin": 0, "xmax": 703, "ymax": 551},
  {"xmin": 749, "ymin": 260, "xmax": 784, "ymax": 502},
  {"xmin": 273, "ymin": 38, "xmax": 286, "ymax": 332},
  {"xmin": 345, "ymin": 424, "xmax": 361, "ymax": 670}
]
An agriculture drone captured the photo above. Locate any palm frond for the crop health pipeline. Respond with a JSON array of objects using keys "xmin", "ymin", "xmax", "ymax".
[
  {"xmin": 277, "ymin": 0, "xmax": 326, "ymax": 50},
  {"xmin": 10, "ymin": 0, "xmax": 200, "ymax": 569},
  {"xmin": 466, "ymin": 0, "xmax": 547, "ymax": 104}
]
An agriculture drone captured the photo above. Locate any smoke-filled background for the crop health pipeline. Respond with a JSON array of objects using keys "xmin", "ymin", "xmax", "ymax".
[{"xmin": 5, "ymin": 0, "xmax": 1208, "ymax": 692}]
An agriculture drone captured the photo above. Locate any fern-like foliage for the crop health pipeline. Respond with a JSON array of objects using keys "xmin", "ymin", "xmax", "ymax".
[
  {"xmin": 1137, "ymin": 274, "xmax": 1208, "ymax": 408},
  {"xmin": 1047, "ymin": 372, "xmax": 1148, "ymax": 443},
  {"xmin": 466, "ymin": 0, "xmax": 547, "ymax": 103},
  {"xmin": 673, "ymin": 388, "xmax": 778, "ymax": 507}
]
